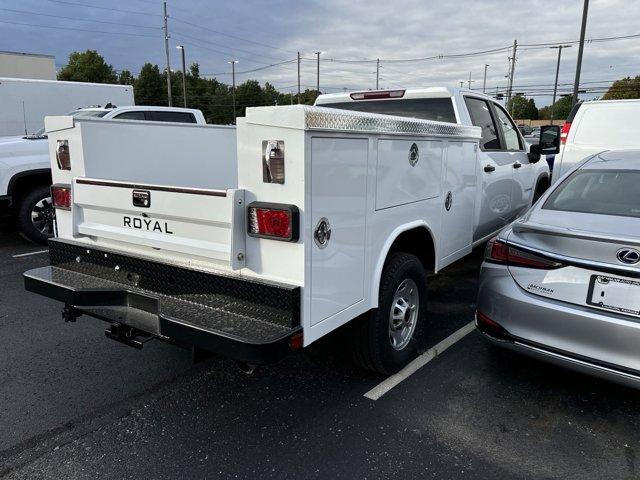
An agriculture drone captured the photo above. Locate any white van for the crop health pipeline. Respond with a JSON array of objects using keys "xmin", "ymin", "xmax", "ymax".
[{"xmin": 553, "ymin": 99, "xmax": 640, "ymax": 182}]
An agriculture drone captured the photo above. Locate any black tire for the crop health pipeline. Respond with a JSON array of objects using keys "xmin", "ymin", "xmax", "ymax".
[
  {"xmin": 17, "ymin": 185, "xmax": 55, "ymax": 245},
  {"xmin": 351, "ymin": 252, "xmax": 427, "ymax": 375}
]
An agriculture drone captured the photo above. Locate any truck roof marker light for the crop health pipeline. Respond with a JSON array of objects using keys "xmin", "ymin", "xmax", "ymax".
[{"xmin": 349, "ymin": 90, "xmax": 405, "ymax": 100}]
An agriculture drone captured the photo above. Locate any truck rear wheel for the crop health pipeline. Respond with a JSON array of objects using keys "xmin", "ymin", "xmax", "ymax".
[
  {"xmin": 351, "ymin": 252, "xmax": 427, "ymax": 375},
  {"xmin": 17, "ymin": 185, "xmax": 55, "ymax": 245}
]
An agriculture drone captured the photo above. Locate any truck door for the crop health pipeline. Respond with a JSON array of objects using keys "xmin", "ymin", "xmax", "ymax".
[
  {"xmin": 463, "ymin": 96, "xmax": 514, "ymax": 241},
  {"xmin": 310, "ymin": 137, "xmax": 368, "ymax": 326},
  {"xmin": 491, "ymin": 103, "xmax": 535, "ymax": 216}
]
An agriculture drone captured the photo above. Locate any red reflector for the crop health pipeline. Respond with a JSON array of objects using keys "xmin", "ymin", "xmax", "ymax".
[
  {"xmin": 51, "ymin": 185, "xmax": 71, "ymax": 209},
  {"xmin": 476, "ymin": 310, "xmax": 511, "ymax": 340},
  {"xmin": 247, "ymin": 203, "xmax": 299, "ymax": 242},
  {"xmin": 289, "ymin": 333, "xmax": 303, "ymax": 351},
  {"xmin": 350, "ymin": 89, "xmax": 405, "ymax": 100},
  {"xmin": 560, "ymin": 121, "xmax": 571, "ymax": 144}
]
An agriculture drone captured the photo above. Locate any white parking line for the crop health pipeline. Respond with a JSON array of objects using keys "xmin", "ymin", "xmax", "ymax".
[
  {"xmin": 11, "ymin": 250, "xmax": 48, "ymax": 258},
  {"xmin": 364, "ymin": 320, "xmax": 476, "ymax": 401}
]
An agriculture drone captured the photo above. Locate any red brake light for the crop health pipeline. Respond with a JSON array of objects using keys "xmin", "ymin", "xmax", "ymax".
[
  {"xmin": 560, "ymin": 121, "xmax": 571, "ymax": 144},
  {"xmin": 350, "ymin": 90, "xmax": 405, "ymax": 100},
  {"xmin": 247, "ymin": 202, "xmax": 299, "ymax": 242},
  {"xmin": 51, "ymin": 184, "xmax": 71, "ymax": 209},
  {"xmin": 485, "ymin": 237, "xmax": 562, "ymax": 269}
]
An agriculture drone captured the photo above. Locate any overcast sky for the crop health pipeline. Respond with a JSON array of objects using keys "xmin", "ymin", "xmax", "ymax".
[{"xmin": 1, "ymin": 0, "xmax": 639, "ymax": 106}]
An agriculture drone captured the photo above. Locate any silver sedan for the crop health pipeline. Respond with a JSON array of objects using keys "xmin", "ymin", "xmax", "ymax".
[{"xmin": 476, "ymin": 150, "xmax": 640, "ymax": 388}]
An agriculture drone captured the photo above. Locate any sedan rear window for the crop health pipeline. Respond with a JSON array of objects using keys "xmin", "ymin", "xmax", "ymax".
[
  {"xmin": 322, "ymin": 98, "xmax": 457, "ymax": 123},
  {"xmin": 543, "ymin": 170, "xmax": 640, "ymax": 218}
]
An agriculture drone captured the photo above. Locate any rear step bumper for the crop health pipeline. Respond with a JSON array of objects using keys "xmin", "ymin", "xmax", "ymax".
[{"xmin": 24, "ymin": 239, "xmax": 301, "ymax": 365}]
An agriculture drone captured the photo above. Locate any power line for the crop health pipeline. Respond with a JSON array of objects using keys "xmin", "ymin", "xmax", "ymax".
[
  {"xmin": 201, "ymin": 59, "xmax": 297, "ymax": 77},
  {"xmin": 46, "ymin": 0, "xmax": 161, "ymax": 16},
  {"xmin": 0, "ymin": 19, "xmax": 159, "ymax": 37},
  {"xmin": 0, "ymin": 7, "xmax": 161, "ymax": 29},
  {"xmin": 171, "ymin": 36, "xmax": 282, "ymax": 67}
]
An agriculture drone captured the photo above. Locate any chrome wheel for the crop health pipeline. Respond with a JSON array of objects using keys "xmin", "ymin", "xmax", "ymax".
[
  {"xmin": 30, "ymin": 196, "xmax": 55, "ymax": 236},
  {"xmin": 388, "ymin": 278, "xmax": 419, "ymax": 351}
]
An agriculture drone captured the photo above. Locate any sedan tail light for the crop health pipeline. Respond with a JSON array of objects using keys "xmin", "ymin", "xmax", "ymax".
[
  {"xmin": 247, "ymin": 202, "xmax": 299, "ymax": 242},
  {"xmin": 485, "ymin": 237, "xmax": 563, "ymax": 269},
  {"xmin": 51, "ymin": 184, "xmax": 71, "ymax": 210}
]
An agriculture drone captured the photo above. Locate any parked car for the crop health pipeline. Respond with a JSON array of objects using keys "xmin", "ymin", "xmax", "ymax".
[
  {"xmin": 553, "ymin": 99, "xmax": 640, "ymax": 183},
  {"xmin": 24, "ymin": 102, "xmax": 554, "ymax": 374},
  {"xmin": 518, "ymin": 124, "xmax": 533, "ymax": 136},
  {"xmin": 477, "ymin": 149, "xmax": 640, "ymax": 388},
  {"xmin": 0, "ymin": 105, "xmax": 207, "ymax": 244}
]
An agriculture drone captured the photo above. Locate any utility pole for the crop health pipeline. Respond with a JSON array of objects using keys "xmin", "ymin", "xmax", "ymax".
[
  {"xmin": 297, "ymin": 51, "xmax": 301, "ymax": 104},
  {"xmin": 459, "ymin": 81, "xmax": 464, "ymax": 88},
  {"xmin": 483, "ymin": 64, "xmax": 489, "ymax": 93},
  {"xmin": 572, "ymin": 0, "xmax": 589, "ymax": 106},
  {"xmin": 315, "ymin": 51, "xmax": 322, "ymax": 95},
  {"xmin": 376, "ymin": 59, "xmax": 380, "ymax": 89},
  {"xmin": 550, "ymin": 45, "xmax": 572, "ymax": 124},
  {"xmin": 176, "ymin": 45, "xmax": 187, "ymax": 107},
  {"xmin": 163, "ymin": 1, "xmax": 172, "ymax": 107},
  {"xmin": 506, "ymin": 39, "xmax": 517, "ymax": 115},
  {"xmin": 229, "ymin": 60, "xmax": 238, "ymax": 124},
  {"xmin": 467, "ymin": 72, "xmax": 474, "ymax": 89}
]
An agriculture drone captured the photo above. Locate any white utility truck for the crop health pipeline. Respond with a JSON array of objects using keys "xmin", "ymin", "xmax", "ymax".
[
  {"xmin": 24, "ymin": 99, "xmax": 557, "ymax": 374},
  {"xmin": 0, "ymin": 77, "xmax": 134, "ymax": 137},
  {"xmin": 0, "ymin": 105, "xmax": 217, "ymax": 245}
]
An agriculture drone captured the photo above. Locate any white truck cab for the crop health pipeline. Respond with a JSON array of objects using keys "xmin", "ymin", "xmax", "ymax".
[
  {"xmin": 0, "ymin": 105, "xmax": 208, "ymax": 244},
  {"xmin": 24, "ymin": 101, "xmax": 555, "ymax": 375},
  {"xmin": 316, "ymin": 87, "xmax": 551, "ymax": 241}
]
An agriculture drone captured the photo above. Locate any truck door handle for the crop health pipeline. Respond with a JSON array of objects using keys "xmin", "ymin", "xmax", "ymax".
[
  {"xmin": 483, "ymin": 165, "xmax": 495, "ymax": 173},
  {"xmin": 513, "ymin": 162, "xmax": 522, "ymax": 169}
]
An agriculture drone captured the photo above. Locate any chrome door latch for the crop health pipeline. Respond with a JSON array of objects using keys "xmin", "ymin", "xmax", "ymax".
[{"xmin": 314, "ymin": 217, "xmax": 331, "ymax": 249}]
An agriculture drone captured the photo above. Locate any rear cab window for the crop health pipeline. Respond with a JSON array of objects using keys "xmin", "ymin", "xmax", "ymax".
[
  {"xmin": 543, "ymin": 169, "xmax": 640, "ymax": 218},
  {"xmin": 322, "ymin": 98, "xmax": 457, "ymax": 123}
]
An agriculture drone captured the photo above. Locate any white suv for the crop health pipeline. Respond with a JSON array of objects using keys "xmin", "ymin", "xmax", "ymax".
[{"xmin": 0, "ymin": 105, "xmax": 206, "ymax": 244}]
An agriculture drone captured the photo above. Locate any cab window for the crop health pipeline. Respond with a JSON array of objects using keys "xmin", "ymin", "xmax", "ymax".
[
  {"xmin": 114, "ymin": 111, "xmax": 146, "ymax": 121},
  {"xmin": 493, "ymin": 104, "xmax": 523, "ymax": 150},
  {"xmin": 464, "ymin": 97, "xmax": 500, "ymax": 150},
  {"xmin": 147, "ymin": 111, "xmax": 196, "ymax": 123}
]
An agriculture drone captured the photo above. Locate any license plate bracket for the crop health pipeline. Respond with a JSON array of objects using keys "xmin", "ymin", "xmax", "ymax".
[{"xmin": 587, "ymin": 275, "xmax": 640, "ymax": 318}]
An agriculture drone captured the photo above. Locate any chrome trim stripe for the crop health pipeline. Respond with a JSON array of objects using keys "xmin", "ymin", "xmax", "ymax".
[
  {"xmin": 506, "ymin": 239, "xmax": 640, "ymax": 278},
  {"xmin": 303, "ymin": 106, "xmax": 481, "ymax": 139},
  {"xmin": 75, "ymin": 178, "xmax": 228, "ymax": 197}
]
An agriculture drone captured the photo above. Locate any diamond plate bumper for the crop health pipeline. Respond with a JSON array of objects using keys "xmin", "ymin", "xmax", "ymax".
[{"xmin": 24, "ymin": 239, "xmax": 301, "ymax": 364}]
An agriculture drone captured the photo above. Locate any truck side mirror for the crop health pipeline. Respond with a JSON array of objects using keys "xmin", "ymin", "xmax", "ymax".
[
  {"xmin": 528, "ymin": 144, "xmax": 541, "ymax": 163},
  {"xmin": 539, "ymin": 125, "xmax": 560, "ymax": 155}
]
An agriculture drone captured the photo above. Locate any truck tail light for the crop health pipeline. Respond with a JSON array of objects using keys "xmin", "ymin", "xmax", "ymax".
[
  {"xmin": 559, "ymin": 121, "xmax": 571, "ymax": 144},
  {"xmin": 56, "ymin": 140, "xmax": 71, "ymax": 170},
  {"xmin": 51, "ymin": 184, "xmax": 71, "ymax": 209},
  {"xmin": 247, "ymin": 202, "xmax": 299, "ymax": 242},
  {"xmin": 349, "ymin": 90, "xmax": 405, "ymax": 100},
  {"xmin": 484, "ymin": 237, "xmax": 563, "ymax": 269}
]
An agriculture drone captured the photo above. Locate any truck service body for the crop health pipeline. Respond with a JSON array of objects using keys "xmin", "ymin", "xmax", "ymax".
[{"xmin": 24, "ymin": 92, "xmax": 548, "ymax": 374}]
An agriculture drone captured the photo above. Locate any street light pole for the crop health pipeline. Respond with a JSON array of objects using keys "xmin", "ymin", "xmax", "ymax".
[
  {"xmin": 376, "ymin": 58, "xmax": 380, "ymax": 90},
  {"xmin": 572, "ymin": 0, "xmax": 589, "ymax": 106},
  {"xmin": 550, "ymin": 45, "xmax": 571, "ymax": 124},
  {"xmin": 176, "ymin": 45, "xmax": 187, "ymax": 108},
  {"xmin": 297, "ymin": 51, "xmax": 301, "ymax": 104},
  {"xmin": 315, "ymin": 51, "xmax": 322, "ymax": 95},
  {"xmin": 229, "ymin": 60, "xmax": 238, "ymax": 124},
  {"xmin": 483, "ymin": 64, "xmax": 489, "ymax": 93}
]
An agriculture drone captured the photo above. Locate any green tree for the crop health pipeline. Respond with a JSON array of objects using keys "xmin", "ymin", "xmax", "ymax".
[
  {"xmin": 57, "ymin": 50, "xmax": 117, "ymax": 83},
  {"xmin": 538, "ymin": 95, "xmax": 573, "ymax": 121},
  {"xmin": 602, "ymin": 75, "xmax": 640, "ymax": 100},
  {"xmin": 506, "ymin": 95, "xmax": 538, "ymax": 120},
  {"xmin": 134, "ymin": 63, "xmax": 165, "ymax": 105},
  {"xmin": 117, "ymin": 70, "xmax": 134, "ymax": 86}
]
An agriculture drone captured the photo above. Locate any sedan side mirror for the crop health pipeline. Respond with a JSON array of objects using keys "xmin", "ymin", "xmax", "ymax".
[{"xmin": 539, "ymin": 125, "xmax": 560, "ymax": 155}]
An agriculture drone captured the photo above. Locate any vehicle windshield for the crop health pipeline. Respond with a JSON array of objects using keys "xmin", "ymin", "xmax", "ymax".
[
  {"xmin": 30, "ymin": 110, "xmax": 109, "ymax": 138},
  {"xmin": 320, "ymin": 98, "xmax": 457, "ymax": 123},
  {"xmin": 543, "ymin": 169, "xmax": 640, "ymax": 218}
]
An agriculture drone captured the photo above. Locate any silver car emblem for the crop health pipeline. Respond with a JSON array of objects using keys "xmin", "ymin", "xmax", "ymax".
[
  {"xmin": 408, "ymin": 143, "xmax": 419, "ymax": 167},
  {"xmin": 617, "ymin": 248, "xmax": 640, "ymax": 265}
]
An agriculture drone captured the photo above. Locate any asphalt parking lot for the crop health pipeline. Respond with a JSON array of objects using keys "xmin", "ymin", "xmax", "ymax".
[{"xmin": 2, "ymin": 220, "xmax": 640, "ymax": 480}]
